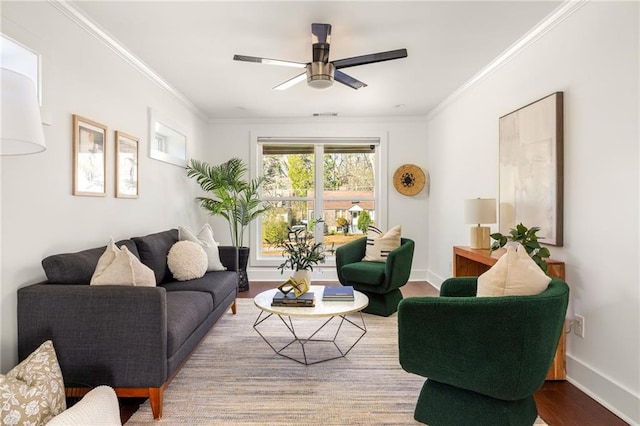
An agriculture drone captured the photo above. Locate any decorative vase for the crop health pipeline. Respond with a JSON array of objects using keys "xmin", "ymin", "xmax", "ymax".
[
  {"xmin": 292, "ymin": 269, "xmax": 311, "ymax": 286},
  {"xmin": 238, "ymin": 246, "xmax": 250, "ymax": 292}
]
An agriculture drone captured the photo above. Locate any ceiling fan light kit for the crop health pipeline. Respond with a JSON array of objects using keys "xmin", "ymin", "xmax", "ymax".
[
  {"xmin": 307, "ymin": 62, "xmax": 335, "ymax": 89},
  {"xmin": 234, "ymin": 23, "xmax": 407, "ymax": 91}
]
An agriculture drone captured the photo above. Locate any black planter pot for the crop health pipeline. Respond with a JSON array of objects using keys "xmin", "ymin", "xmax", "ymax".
[{"xmin": 238, "ymin": 246, "xmax": 250, "ymax": 292}]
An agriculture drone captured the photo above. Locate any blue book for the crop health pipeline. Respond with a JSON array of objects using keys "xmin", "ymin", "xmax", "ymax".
[{"xmin": 323, "ymin": 286, "xmax": 354, "ymax": 300}]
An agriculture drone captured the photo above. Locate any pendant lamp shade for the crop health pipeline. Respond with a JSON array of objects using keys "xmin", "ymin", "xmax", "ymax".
[{"xmin": 1, "ymin": 68, "xmax": 46, "ymax": 155}]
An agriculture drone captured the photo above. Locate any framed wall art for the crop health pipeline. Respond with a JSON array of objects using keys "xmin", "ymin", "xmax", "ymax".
[
  {"xmin": 73, "ymin": 114, "xmax": 107, "ymax": 197},
  {"xmin": 115, "ymin": 131, "xmax": 139, "ymax": 198},
  {"xmin": 498, "ymin": 92, "xmax": 564, "ymax": 246}
]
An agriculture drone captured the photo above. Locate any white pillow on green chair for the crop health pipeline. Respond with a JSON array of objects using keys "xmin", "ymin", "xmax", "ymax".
[
  {"xmin": 477, "ymin": 244, "xmax": 551, "ymax": 297},
  {"xmin": 362, "ymin": 225, "xmax": 401, "ymax": 262}
]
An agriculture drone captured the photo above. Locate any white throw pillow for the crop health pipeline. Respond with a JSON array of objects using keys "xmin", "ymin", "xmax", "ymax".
[
  {"xmin": 477, "ymin": 243, "xmax": 551, "ymax": 297},
  {"xmin": 179, "ymin": 224, "xmax": 226, "ymax": 271},
  {"xmin": 91, "ymin": 239, "xmax": 156, "ymax": 286},
  {"xmin": 362, "ymin": 225, "xmax": 401, "ymax": 262},
  {"xmin": 47, "ymin": 386, "xmax": 121, "ymax": 426},
  {"xmin": 168, "ymin": 241, "xmax": 208, "ymax": 281},
  {"xmin": 1, "ymin": 340, "xmax": 66, "ymax": 424}
]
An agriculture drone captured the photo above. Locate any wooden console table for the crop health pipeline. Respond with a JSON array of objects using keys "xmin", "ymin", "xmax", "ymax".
[{"xmin": 452, "ymin": 246, "xmax": 566, "ymax": 380}]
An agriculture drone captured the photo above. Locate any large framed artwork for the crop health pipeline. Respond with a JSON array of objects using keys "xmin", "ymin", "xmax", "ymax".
[
  {"xmin": 115, "ymin": 131, "xmax": 139, "ymax": 198},
  {"xmin": 73, "ymin": 114, "xmax": 107, "ymax": 197},
  {"xmin": 498, "ymin": 92, "xmax": 564, "ymax": 246}
]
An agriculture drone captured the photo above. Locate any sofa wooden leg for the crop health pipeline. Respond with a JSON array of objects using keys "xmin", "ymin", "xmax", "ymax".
[
  {"xmin": 231, "ymin": 299, "xmax": 237, "ymax": 314},
  {"xmin": 149, "ymin": 387, "xmax": 163, "ymax": 419}
]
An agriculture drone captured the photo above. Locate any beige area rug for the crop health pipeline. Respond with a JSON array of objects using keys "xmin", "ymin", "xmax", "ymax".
[{"xmin": 127, "ymin": 298, "xmax": 547, "ymax": 425}]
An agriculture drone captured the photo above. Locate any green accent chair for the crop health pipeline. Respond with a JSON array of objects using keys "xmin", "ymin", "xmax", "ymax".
[
  {"xmin": 336, "ymin": 237, "xmax": 414, "ymax": 316},
  {"xmin": 398, "ymin": 277, "xmax": 569, "ymax": 426}
]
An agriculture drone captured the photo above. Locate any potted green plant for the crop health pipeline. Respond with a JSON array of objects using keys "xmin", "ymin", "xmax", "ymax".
[
  {"xmin": 271, "ymin": 221, "xmax": 326, "ymax": 284},
  {"xmin": 490, "ymin": 223, "xmax": 551, "ymax": 273},
  {"xmin": 186, "ymin": 157, "xmax": 270, "ymax": 291}
]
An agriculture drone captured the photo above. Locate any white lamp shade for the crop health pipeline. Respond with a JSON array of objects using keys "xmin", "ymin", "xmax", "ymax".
[
  {"xmin": 464, "ymin": 198, "xmax": 497, "ymax": 225},
  {"xmin": 1, "ymin": 68, "xmax": 46, "ymax": 155}
]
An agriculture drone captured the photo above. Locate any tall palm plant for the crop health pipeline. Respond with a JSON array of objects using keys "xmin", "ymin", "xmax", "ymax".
[{"xmin": 186, "ymin": 158, "xmax": 270, "ymax": 247}]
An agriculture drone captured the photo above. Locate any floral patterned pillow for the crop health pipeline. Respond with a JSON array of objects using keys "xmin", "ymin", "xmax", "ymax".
[{"xmin": 1, "ymin": 340, "xmax": 66, "ymax": 425}]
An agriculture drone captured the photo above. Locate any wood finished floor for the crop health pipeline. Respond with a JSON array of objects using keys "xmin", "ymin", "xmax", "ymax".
[{"xmin": 119, "ymin": 281, "xmax": 627, "ymax": 425}]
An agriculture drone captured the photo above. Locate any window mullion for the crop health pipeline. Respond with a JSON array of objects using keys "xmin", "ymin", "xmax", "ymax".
[{"xmin": 314, "ymin": 144, "xmax": 324, "ymax": 244}]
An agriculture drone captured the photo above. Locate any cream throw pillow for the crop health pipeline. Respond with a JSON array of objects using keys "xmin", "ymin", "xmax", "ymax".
[
  {"xmin": 47, "ymin": 386, "xmax": 121, "ymax": 426},
  {"xmin": 179, "ymin": 224, "xmax": 226, "ymax": 271},
  {"xmin": 167, "ymin": 241, "xmax": 208, "ymax": 281},
  {"xmin": 362, "ymin": 225, "xmax": 401, "ymax": 262},
  {"xmin": 0, "ymin": 340, "xmax": 66, "ymax": 424},
  {"xmin": 91, "ymin": 238, "xmax": 156, "ymax": 286},
  {"xmin": 477, "ymin": 244, "xmax": 551, "ymax": 297}
]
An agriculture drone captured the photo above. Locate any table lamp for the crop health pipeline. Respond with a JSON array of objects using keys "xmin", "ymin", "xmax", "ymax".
[
  {"xmin": 464, "ymin": 198, "xmax": 496, "ymax": 249},
  {"xmin": 1, "ymin": 68, "xmax": 46, "ymax": 155}
]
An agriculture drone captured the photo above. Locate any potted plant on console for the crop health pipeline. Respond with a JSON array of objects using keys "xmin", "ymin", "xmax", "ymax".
[
  {"xmin": 186, "ymin": 157, "xmax": 270, "ymax": 291},
  {"xmin": 490, "ymin": 223, "xmax": 551, "ymax": 273}
]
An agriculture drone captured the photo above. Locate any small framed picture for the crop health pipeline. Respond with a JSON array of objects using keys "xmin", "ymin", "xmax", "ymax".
[
  {"xmin": 73, "ymin": 115, "xmax": 107, "ymax": 196},
  {"xmin": 115, "ymin": 131, "xmax": 139, "ymax": 198}
]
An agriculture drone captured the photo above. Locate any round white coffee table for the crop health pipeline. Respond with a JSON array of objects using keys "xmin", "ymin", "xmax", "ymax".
[{"xmin": 253, "ymin": 285, "xmax": 369, "ymax": 365}]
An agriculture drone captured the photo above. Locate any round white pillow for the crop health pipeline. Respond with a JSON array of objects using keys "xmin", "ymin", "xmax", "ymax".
[{"xmin": 167, "ymin": 241, "xmax": 208, "ymax": 281}]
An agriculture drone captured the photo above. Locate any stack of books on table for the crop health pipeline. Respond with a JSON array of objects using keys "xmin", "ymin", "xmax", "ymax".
[
  {"xmin": 271, "ymin": 291, "xmax": 315, "ymax": 307},
  {"xmin": 322, "ymin": 286, "xmax": 355, "ymax": 302}
]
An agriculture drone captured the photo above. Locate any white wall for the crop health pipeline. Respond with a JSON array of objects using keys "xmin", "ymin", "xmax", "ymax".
[
  {"xmin": 426, "ymin": 2, "xmax": 639, "ymax": 424},
  {"xmin": 0, "ymin": 2, "xmax": 208, "ymax": 371},
  {"xmin": 206, "ymin": 118, "xmax": 429, "ymax": 281}
]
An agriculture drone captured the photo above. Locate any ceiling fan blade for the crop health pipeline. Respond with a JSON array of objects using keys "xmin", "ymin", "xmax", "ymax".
[
  {"xmin": 233, "ymin": 54, "xmax": 306, "ymax": 69},
  {"xmin": 334, "ymin": 70, "xmax": 367, "ymax": 90},
  {"xmin": 332, "ymin": 48, "xmax": 408, "ymax": 69},
  {"xmin": 273, "ymin": 71, "xmax": 307, "ymax": 90},
  {"xmin": 311, "ymin": 23, "xmax": 331, "ymax": 45}
]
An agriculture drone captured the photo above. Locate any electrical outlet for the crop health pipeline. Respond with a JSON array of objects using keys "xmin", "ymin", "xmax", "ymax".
[{"xmin": 573, "ymin": 314, "xmax": 585, "ymax": 338}]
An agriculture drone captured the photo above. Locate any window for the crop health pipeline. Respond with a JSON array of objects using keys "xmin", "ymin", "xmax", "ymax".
[{"xmin": 256, "ymin": 139, "xmax": 381, "ymax": 266}]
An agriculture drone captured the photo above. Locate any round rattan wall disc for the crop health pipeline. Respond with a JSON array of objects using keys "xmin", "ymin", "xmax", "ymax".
[{"xmin": 393, "ymin": 164, "xmax": 426, "ymax": 196}]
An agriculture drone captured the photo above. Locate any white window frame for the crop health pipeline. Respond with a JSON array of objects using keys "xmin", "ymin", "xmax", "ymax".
[{"xmin": 250, "ymin": 133, "xmax": 388, "ymax": 269}]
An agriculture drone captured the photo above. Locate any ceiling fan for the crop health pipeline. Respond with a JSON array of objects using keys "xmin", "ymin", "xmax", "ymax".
[{"xmin": 233, "ymin": 23, "xmax": 408, "ymax": 90}]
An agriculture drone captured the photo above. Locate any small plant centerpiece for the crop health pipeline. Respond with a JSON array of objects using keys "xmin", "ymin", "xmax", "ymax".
[
  {"xmin": 490, "ymin": 223, "xmax": 551, "ymax": 273},
  {"xmin": 272, "ymin": 221, "xmax": 326, "ymax": 296}
]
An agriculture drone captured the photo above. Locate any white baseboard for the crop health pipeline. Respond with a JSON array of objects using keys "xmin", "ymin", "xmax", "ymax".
[
  {"xmin": 566, "ymin": 355, "xmax": 640, "ymax": 425},
  {"xmin": 426, "ymin": 270, "xmax": 446, "ymax": 290}
]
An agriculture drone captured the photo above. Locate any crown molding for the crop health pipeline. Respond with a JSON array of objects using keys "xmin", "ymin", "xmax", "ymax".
[
  {"xmin": 48, "ymin": 0, "xmax": 208, "ymax": 121},
  {"xmin": 209, "ymin": 115, "xmax": 428, "ymax": 126},
  {"xmin": 426, "ymin": 0, "xmax": 588, "ymax": 120}
]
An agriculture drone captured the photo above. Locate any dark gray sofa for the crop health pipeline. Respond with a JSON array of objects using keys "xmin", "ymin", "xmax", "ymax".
[{"xmin": 17, "ymin": 229, "xmax": 238, "ymax": 419}]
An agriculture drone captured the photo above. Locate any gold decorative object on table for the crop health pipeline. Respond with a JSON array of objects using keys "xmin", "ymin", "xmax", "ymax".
[
  {"xmin": 393, "ymin": 164, "xmax": 426, "ymax": 196},
  {"xmin": 277, "ymin": 275, "xmax": 309, "ymax": 297}
]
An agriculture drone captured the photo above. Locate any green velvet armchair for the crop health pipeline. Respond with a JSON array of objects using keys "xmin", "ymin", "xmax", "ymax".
[
  {"xmin": 335, "ymin": 237, "xmax": 414, "ymax": 316},
  {"xmin": 398, "ymin": 277, "xmax": 569, "ymax": 426}
]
